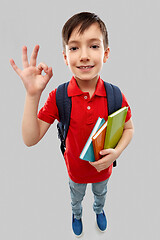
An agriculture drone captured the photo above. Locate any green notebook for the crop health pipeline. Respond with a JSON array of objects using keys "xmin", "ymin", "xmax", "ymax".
[{"xmin": 104, "ymin": 106, "xmax": 128, "ymax": 149}]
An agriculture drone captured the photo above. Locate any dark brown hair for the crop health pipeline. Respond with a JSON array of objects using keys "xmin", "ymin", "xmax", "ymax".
[{"xmin": 62, "ymin": 12, "xmax": 109, "ymax": 51}]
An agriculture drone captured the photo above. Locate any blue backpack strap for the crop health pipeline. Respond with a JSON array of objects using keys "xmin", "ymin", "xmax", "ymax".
[
  {"xmin": 104, "ymin": 82, "xmax": 122, "ymax": 115},
  {"xmin": 104, "ymin": 82, "xmax": 122, "ymax": 167},
  {"xmin": 56, "ymin": 82, "xmax": 71, "ymax": 155}
]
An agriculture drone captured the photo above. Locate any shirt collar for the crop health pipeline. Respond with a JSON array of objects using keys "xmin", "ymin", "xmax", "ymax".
[{"xmin": 68, "ymin": 76, "xmax": 106, "ymax": 97}]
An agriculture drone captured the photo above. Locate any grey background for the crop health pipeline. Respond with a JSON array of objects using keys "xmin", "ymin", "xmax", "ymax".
[{"xmin": 1, "ymin": 0, "xmax": 160, "ymax": 239}]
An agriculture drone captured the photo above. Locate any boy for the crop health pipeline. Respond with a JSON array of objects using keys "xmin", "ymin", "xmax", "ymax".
[{"xmin": 10, "ymin": 12, "xmax": 134, "ymax": 237}]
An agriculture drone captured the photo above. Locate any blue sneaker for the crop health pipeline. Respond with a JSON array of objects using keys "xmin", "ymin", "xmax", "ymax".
[
  {"xmin": 72, "ymin": 214, "xmax": 83, "ymax": 237},
  {"xmin": 96, "ymin": 210, "xmax": 107, "ymax": 232}
]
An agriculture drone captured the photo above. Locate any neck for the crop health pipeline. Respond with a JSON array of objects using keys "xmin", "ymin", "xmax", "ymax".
[{"xmin": 75, "ymin": 75, "xmax": 99, "ymax": 98}]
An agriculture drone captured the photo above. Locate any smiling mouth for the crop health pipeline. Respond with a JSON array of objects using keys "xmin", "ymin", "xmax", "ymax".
[{"xmin": 77, "ymin": 65, "xmax": 94, "ymax": 69}]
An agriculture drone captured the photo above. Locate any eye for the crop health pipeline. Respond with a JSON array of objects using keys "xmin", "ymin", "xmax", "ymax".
[
  {"xmin": 91, "ymin": 45, "xmax": 100, "ymax": 49},
  {"xmin": 69, "ymin": 47, "xmax": 78, "ymax": 51}
]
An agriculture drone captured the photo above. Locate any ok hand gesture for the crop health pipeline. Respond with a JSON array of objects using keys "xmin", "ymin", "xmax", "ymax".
[{"xmin": 10, "ymin": 45, "xmax": 53, "ymax": 96}]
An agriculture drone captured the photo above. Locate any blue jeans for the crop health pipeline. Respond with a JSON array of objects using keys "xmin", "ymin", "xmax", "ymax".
[{"xmin": 69, "ymin": 178, "xmax": 109, "ymax": 220}]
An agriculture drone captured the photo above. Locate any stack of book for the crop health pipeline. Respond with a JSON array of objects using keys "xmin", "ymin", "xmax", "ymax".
[{"xmin": 79, "ymin": 106, "xmax": 128, "ymax": 162}]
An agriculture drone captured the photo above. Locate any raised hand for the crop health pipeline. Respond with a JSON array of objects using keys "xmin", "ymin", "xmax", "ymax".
[{"xmin": 10, "ymin": 45, "xmax": 53, "ymax": 96}]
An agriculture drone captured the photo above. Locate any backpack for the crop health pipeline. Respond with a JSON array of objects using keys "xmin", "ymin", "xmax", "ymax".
[{"xmin": 56, "ymin": 81, "xmax": 122, "ymax": 167}]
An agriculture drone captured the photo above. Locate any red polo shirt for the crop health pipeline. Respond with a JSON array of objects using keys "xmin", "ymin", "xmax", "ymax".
[{"xmin": 38, "ymin": 76, "xmax": 131, "ymax": 183}]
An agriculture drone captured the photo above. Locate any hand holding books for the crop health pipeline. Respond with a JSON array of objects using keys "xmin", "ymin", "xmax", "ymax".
[
  {"xmin": 89, "ymin": 148, "xmax": 120, "ymax": 172},
  {"xmin": 80, "ymin": 107, "xmax": 128, "ymax": 165}
]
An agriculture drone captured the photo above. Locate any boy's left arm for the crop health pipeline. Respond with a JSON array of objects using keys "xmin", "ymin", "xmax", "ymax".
[{"xmin": 89, "ymin": 118, "xmax": 134, "ymax": 172}]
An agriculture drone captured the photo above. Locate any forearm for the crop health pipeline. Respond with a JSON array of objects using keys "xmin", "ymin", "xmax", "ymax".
[
  {"xmin": 115, "ymin": 123, "xmax": 134, "ymax": 157},
  {"xmin": 22, "ymin": 93, "xmax": 41, "ymax": 146}
]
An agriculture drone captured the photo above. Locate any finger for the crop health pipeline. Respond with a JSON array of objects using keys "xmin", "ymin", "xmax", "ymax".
[
  {"xmin": 30, "ymin": 45, "xmax": 40, "ymax": 66},
  {"xmin": 100, "ymin": 149, "xmax": 111, "ymax": 156},
  {"xmin": 37, "ymin": 62, "xmax": 48, "ymax": 72},
  {"xmin": 89, "ymin": 160, "xmax": 102, "ymax": 166},
  {"xmin": 10, "ymin": 58, "xmax": 22, "ymax": 76},
  {"xmin": 90, "ymin": 158, "xmax": 106, "ymax": 169},
  {"xmin": 22, "ymin": 46, "xmax": 29, "ymax": 68},
  {"xmin": 89, "ymin": 161, "xmax": 98, "ymax": 166},
  {"xmin": 97, "ymin": 168, "xmax": 102, "ymax": 172},
  {"xmin": 89, "ymin": 161, "xmax": 104, "ymax": 172},
  {"xmin": 43, "ymin": 67, "xmax": 53, "ymax": 83},
  {"xmin": 96, "ymin": 164, "xmax": 105, "ymax": 171}
]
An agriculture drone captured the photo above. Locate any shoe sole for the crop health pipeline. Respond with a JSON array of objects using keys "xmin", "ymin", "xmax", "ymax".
[
  {"xmin": 95, "ymin": 216, "xmax": 107, "ymax": 233},
  {"xmin": 72, "ymin": 223, "xmax": 83, "ymax": 238},
  {"xmin": 96, "ymin": 222, "xmax": 107, "ymax": 233},
  {"xmin": 72, "ymin": 230, "xmax": 83, "ymax": 238}
]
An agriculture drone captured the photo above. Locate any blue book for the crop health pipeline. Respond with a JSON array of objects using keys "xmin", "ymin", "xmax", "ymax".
[{"xmin": 79, "ymin": 117, "xmax": 105, "ymax": 162}]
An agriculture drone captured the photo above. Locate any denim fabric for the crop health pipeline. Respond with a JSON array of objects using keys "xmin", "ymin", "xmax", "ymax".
[{"xmin": 69, "ymin": 178, "xmax": 109, "ymax": 220}]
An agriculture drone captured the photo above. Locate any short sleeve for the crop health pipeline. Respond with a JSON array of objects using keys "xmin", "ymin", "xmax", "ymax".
[
  {"xmin": 37, "ymin": 89, "xmax": 60, "ymax": 124},
  {"xmin": 121, "ymin": 92, "xmax": 132, "ymax": 122}
]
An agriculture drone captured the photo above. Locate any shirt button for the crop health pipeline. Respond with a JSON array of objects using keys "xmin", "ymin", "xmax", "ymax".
[
  {"xmin": 84, "ymin": 96, "xmax": 88, "ymax": 99},
  {"xmin": 87, "ymin": 106, "xmax": 91, "ymax": 110}
]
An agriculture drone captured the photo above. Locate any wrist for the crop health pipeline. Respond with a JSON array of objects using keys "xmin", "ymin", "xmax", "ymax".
[
  {"xmin": 24, "ymin": 92, "xmax": 42, "ymax": 115},
  {"xmin": 114, "ymin": 147, "xmax": 122, "ymax": 159},
  {"xmin": 26, "ymin": 91, "xmax": 42, "ymax": 101}
]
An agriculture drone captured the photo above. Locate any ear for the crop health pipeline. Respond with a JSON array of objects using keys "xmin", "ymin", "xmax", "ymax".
[
  {"xmin": 103, "ymin": 47, "xmax": 110, "ymax": 63},
  {"xmin": 63, "ymin": 51, "xmax": 68, "ymax": 66}
]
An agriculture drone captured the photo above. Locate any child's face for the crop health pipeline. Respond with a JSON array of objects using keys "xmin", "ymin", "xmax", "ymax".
[{"xmin": 63, "ymin": 23, "xmax": 110, "ymax": 83}]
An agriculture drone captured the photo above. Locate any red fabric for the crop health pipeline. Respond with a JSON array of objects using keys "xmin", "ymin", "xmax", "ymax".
[{"xmin": 38, "ymin": 76, "xmax": 132, "ymax": 183}]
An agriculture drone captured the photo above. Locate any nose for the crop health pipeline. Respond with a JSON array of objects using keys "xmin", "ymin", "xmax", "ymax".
[{"xmin": 80, "ymin": 47, "xmax": 90, "ymax": 62}]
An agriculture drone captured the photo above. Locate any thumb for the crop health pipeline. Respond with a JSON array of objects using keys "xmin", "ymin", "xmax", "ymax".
[
  {"xmin": 43, "ymin": 67, "xmax": 53, "ymax": 83},
  {"xmin": 99, "ymin": 148, "xmax": 111, "ymax": 156}
]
